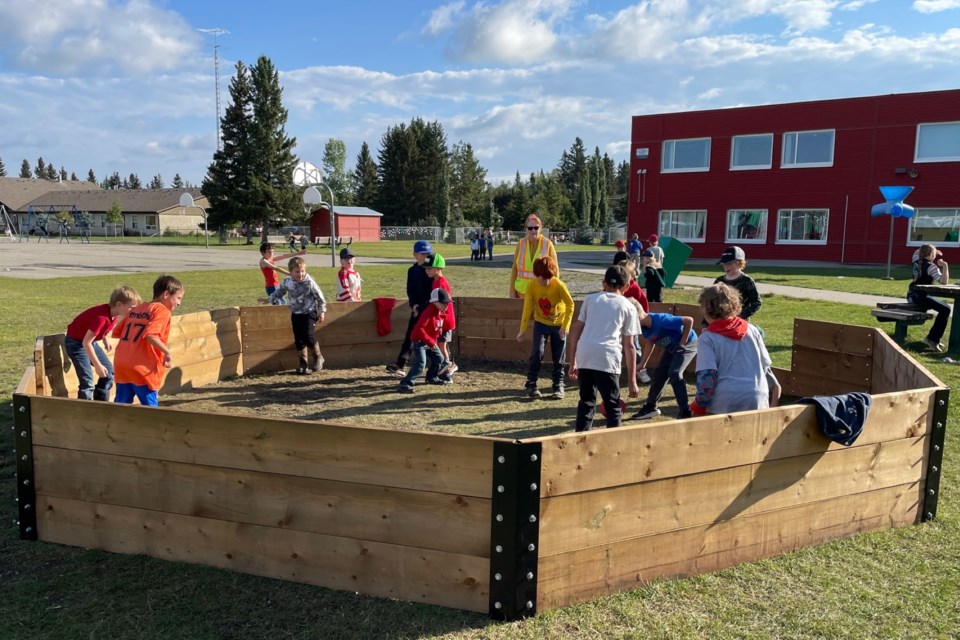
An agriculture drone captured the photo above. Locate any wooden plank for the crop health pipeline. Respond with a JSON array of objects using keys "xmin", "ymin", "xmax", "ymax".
[
  {"xmin": 792, "ymin": 319, "xmax": 876, "ymax": 356},
  {"xmin": 169, "ymin": 332, "xmax": 243, "ymax": 367},
  {"xmin": 16, "ymin": 366, "xmax": 37, "ymax": 395},
  {"xmin": 34, "ymin": 337, "xmax": 46, "ymax": 396},
  {"xmin": 37, "ymin": 495, "xmax": 488, "ymax": 613},
  {"xmin": 538, "ymin": 436, "xmax": 926, "ymax": 555},
  {"xmin": 457, "ymin": 297, "xmax": 524, "ymax": 319},
  {"xmin": 456, "ymin": 316, "xmax": 523, "ymax": 340},
  {"xmin": 34, "ymin": 447, "xmax": 491, "ymax": 557},
  {"xmin": 536, "ymin": 483, "xmax": 921, "ymax": 611},
  {"xmin": 779, "ymin": 371, "xmax": 870, "ymax": 397},
  {"xmin": 871, "ymin": 330, "xmax": 943, "ymax": 394},
  {"xmin": 459, "ymin": 338, "xmax": 529, "ymax": 362},
  {"xmin": 42, "ymin": 334, "xmax": 72, "ymax": 397},
  {"xmin": 161, "ymin": 354, "xmax": 243, "ymax": 393},
  {"xmin": 791, "ymin": 346, "xmax": 872, "ymax": 387},
  {"xmin": 534, "ymin": 388, "xmax": 934, "ymax": 496},
  {"xmin": 30, "ymin": 396, "xmax": 499, "ymax": 496}
]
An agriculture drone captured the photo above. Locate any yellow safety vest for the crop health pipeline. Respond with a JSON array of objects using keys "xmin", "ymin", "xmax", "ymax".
[{"xmin": 514, "ymin": 236, "xmax": 549, "ymax": 295}]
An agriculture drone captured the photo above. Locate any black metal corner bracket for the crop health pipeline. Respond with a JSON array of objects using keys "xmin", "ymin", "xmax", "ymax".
[
  {"xmin": 922, "ymin": 387, "xmax": 949, "ymax": 522},
  {"xmin": 488, "ymin": 440, "xmax": 542, "ymax": 621},
  {"xmin": 13, "ymin": 394, "xmax": 37, "ymax": 541}
]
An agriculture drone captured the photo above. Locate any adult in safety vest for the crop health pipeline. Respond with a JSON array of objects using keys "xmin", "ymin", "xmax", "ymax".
[{"xmin": 509, "ymin": 213, "xmax": 558, "ymax": 298}]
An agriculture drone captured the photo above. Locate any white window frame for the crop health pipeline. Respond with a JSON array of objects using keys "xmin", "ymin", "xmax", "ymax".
[
  {"xmin": 781, "ymin": 129, "xmax": 835, "ymax": 168},
  {"xmin": 776, "ymin": 208, "xmax": 828, "ymax": 244},
  {"xmin": 730, "ymin": 134, "xmax": 773, "ymax": 171},
  {"xmin": 658, "ymin": 210, "xmax": 707, "ymax": 243},
  {"xmin": 662, "ymin": 138, "xmax": 711, "ymax": 173},
  {"xmin": 907, "ymin": 207, "xmax": 960, "ymax": 247},
  {"xmin": 915, "ymin": 122, "xmax": 960, "ymax": 163},
  {"xmin": 725, "ymin": 209, "xmax": 768, "ymax": 244}
]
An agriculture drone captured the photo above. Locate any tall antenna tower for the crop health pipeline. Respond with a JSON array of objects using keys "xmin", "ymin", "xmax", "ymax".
[{"xmin": 197, "ymin": 28, "xmax": 229, "ymax": 151}]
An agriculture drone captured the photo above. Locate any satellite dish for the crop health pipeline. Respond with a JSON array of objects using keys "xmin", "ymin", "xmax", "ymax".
[
  {"xmin": 302, "ymin": 186, "xmax": 323, "ymax": 208},
  {"xmin": 179, "ymin": 192, "xmax": 195, "ymax": 208},
  {"xmin": 292, "ymin": 161, "xmax": 323, "ymax": 187}
]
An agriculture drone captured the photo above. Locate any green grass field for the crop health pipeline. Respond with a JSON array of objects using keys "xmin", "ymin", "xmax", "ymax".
[{"xmin": 1, "ymin": 264, "xmax": 957, "ymax": 639}]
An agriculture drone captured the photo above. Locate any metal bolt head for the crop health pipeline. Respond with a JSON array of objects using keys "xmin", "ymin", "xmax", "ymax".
[
  {"xmin": 530, "ymin": 454, "xmax": 538, "ymax": 462},
  {"xmin": 526, "ymin": 601, "xmax": 533, "ymax": 609},
  {"xmin": 19, "ymin": 406, "xmax": 26, "ymax": 413},
  {"xmin": 21, "ymin": 455, "xmax": 27, "ymax": 461},
  {"xmin": 22, "ymin": 479, "xmax": 30, "ymax": 486},
  {"xmin": 25, "ymin": 527, "xmax": 32, "ymax": 534},
  {"xmin": 497, "ymin": 485, "xmax": 505, "ymax": 493},
  {"xmin": 530, "ymin": 483, "xmax": 538, "ymax": 491},
  {"xmin": 935, "ymin": 445, "xmax": 941, "ymax": 452},
  {"xmin": 927, "ymin": 512, "xmax": 934, "ymax": 519},
  {"xmin": 529, "ymin": 515, "xmax": 537, "ymax": 523},
  {"xmin": 527, "ymin": 572, "xmax": 534, "ymax": 580},
  {"xmin": 933, "ymin": 466, "xmax": 939, "ymax": 473},
  {"xmin": 496, "ymin": 514, "xmax": 503, "ymax": 522},
  {"xmin": 939, "ymin": 399, "xmax": 945, "ymax": 406},
  {"xmin": 24, "ymin": 504, "xmax": 31, "ymax": 510},
  {"xmin": 495, "ymin": 545, "xmax": 503, "ymax": 553},
  {"xmin": 937, "ymin": 422, "xmax": 943, "ymax": 429},
  {"xmin": 527, "ymin": 543, "xmax": 536, "ymax": 552},
  {"xmin": 494, "ymin": 601, "xmax": 502, "ymax": 610},
  {"xmin": 20, "ymin": 431, "xmax": 26, "ymax": 437},
  {"xmin": 494, "ymin": 573, "xmax": 502, "ymax": 581},
  {"xmin": 929, "ymin": 489, "xmax": 936, "ymax": 496},
  {"xmin": 497, "ymin": 455, "xmax": 505, "ymax": 464}
]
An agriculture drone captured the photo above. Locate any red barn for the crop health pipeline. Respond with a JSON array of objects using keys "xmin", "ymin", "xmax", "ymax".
[
  {"xmin": 628, "ymin": 89, "xmax": 960, "ymax": 265},
  {"xmin": 309, "ymin": 205, "xmax": 382, "ymax": 243}
]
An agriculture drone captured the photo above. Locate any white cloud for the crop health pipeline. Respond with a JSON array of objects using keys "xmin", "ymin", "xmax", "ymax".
[
  {"xmin": 698, "ymin": 87, "xmax": 722, "ymax": 99},
  {"xmin": 0, "ymin": 0, "xmax": 200, "ymax": 76},
  {"xmin": 913, "ymin": 0, "xmax": 960, "ymax": 12},
  {"xmin": 840, "ymin": 0, "xmax": 878, "ymax": 10},
  {"xmin": 423, "ymin": 1, "xmax": 467, "ymax": 35}
]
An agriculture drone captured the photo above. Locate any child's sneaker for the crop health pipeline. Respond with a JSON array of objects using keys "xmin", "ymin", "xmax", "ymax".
[
  {"xmin": 631, "ymin": 405, "xmax": 661, "ymax": 420},
  {"xmin": 311, "ymin": 356, "xmax": 325, "ymax": 372},
  {"xmin": 386, "ymin": 363, "xmax": 404, "ymax": 376},
  {"xmin": 551, "ymin": 387, "xmax": 565, "ymax": 400},
  {"xmin": 676, "ymin": 409, "xmax": 692, "ymax": 419},
  {"xmin": 295, "ymin": 366, "xmax": 308, "ymax": 375},
  {"xmin": 398, "ymin": 384, "xmax": 414, "ymax": 393},
  {"xmin": 638, "ymin": 368, "xmax": 651, "ymax": 384},
  {"xmin": 527, "ymin": 386, "xmax": 542, "ymax": 399},
  {"xmin": 427, "ymin": 377, "xmax": 452, "ymax": 385},
  {"xmin": 923, "ymin": 337, "xmax": 944, "ymax": 352},
  {"xmin": 438, "ymin": 361, "xmax": 459, "ymax": 377}
]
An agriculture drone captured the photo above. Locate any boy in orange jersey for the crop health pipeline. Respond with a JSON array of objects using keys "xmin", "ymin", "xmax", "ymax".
[
  {"xmin": 259, "ymin": 242, "xmax": 304, "ymax": 304},
  {"xmin": 112, "ymin": 275, "xmax": 185, "ymax": 406}
]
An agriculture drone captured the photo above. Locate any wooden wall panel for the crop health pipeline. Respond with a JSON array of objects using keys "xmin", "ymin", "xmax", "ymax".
[
  {"xmin": 535, "ymin": 388, "xmax": 933, "ymax": 497},
  {"xmin": 16, "ymin": 366, "xmax": 37, "ymax": 395},
  {"xmin": 38, "ymin": 495, "xmax": 488, "ymax": 614},
  {"xmin": 30, "ymin": 396, "xmax": 498, "ymax": 497},
  {"xmin": 35, "ymin": 447, "xmax": 490, "ymax": 557},
  {"xmin": 872, "ymin": 330, "xmax": 943, "ymax": 394},
  {"xmin": 536, "ymin": 483, "xmax": 922, "ymax": 611},
  {"xmin": 792, "ymin": 319, "xmax": 876, "ymax": 356},
  {"xmin": 538, "ymin": 436, "xmax": 925, "ymax": 555},
  {"xmin": 791, "ymin": 346, "xmax": 872, "ymax": 387},
  {"xmin": 160, "ymin": 355, "xmax": 243, "ymax": 393}
]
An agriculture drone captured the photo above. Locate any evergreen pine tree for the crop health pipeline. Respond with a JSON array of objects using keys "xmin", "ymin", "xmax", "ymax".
[
  {"xmin": 171, "ymin": 173, "xmax": 185, "ymax": 189},
  {"xmin": 20, "ymin": 159, "xmax": 31, "ymax": 178},
  {"xmin": 351, "ymin": 142, "xmax": 379, "ymax": 207},
  {"xmin": 127, "ymin": 174, "xmax": 142, "ymax": 189},
  {"xmin": 149, "ymin": 174, "xmax": 164, "ymax": 189},
  {"xmin": 45, "ymin": 164, "xmax": 57, "ymax": 180},
  {"xmin": 70, "ymin": 172, "xmax": 78, "ymax": 181},
  {"xmin": 87, "ymin": 169, "xmax": 97, "ymax": 183},
  {"xmin": 0, "ymin": 156, "xmax": 6, "ymax": 177},
  {"xmin": 322, "ymin": 138, "xmax": 352, "ymax": 205},
  {"xmin": 34, "ymin": 157, "xmax": 46, "ymax": 179},
  {"xmin": 60, "ymin": 167, "xmax": 68, "ymax": 181},
  {"xmin": 449, "ymin": 141, "xmax": 488, "ymax": 222}
]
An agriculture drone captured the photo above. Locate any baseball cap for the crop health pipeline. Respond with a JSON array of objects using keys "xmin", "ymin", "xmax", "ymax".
[
  {"xmin": 339, "ymin": 247, "xmax": 356, "ymax": 259},
  {"xmin": 648, "ymin": 234, "xmax": 658, "ymax": 243},
  {"xmin": 641, "ymin": 248, "xmax": 654, "ymax": 257},
  {"xmin": 615, "ymin": 239, "xmax": 626, "ymax": 249},
  {"xmin": 604, "ymin": 265, "xmax": 628, "ymax": 288},
  {"xmin": 413, "ymin": 239, "xmax": 433, "ymax": 254},
  {"xmin": 429, "ymin": 288, "xmax": 451, "ymax": 304},
  {"xmin": 424, "ymin": 253, "xmax": 446, "ymax": 269},
  {"xmin": 612, "ymin": 251, "xmax": 630, "ymax": 265},
  {"xmin": 717, "ymin": 246, "xmax": 746, "ymax": 264}
]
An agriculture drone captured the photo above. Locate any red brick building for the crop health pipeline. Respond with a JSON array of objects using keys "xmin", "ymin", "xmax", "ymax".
[{"xmin": 628, "ymin": 89, "xmax": 960, "ymax": 265}]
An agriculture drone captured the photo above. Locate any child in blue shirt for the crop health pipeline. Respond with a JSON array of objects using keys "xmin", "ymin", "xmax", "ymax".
[{"xmin": 631, "ymin": 308, "xmax": 697, "ymax": 420}]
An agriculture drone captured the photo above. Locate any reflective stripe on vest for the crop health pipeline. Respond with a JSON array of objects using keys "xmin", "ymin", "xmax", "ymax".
[{"xmin": 514, "ymin": 236, "xmax": 549, "ymax": 294}]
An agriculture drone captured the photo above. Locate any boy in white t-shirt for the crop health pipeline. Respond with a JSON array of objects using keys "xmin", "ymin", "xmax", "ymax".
[{"xmin": 566, "ymin": 265, "xmax": 641, "ymax": 432}]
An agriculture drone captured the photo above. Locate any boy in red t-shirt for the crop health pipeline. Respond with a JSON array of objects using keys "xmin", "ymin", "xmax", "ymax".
[
  {"xmin": 259, "ymin": 242, "xmax": 303, "ymax": 303},
  {"xmin": 112, "ymin": 275, "xmax": 185, "ymax": 406},
  {"xmin": 423, "ymin": 253, "xmax": 458, "ymax": 378},
  {"xmin": 398, "ymin": 288, "xmax": 454, "ymax": 392},
  {"xmin": 64, "ymin": 285, "xmax": 141, "ymax": 401}
]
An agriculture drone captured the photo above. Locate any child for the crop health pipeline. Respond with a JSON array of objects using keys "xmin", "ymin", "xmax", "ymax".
[
  {"xmin": 386, "ymin": 240, "xmax": 435, "ymax": 376},
  {"xmin": 112, "ymin": 275, "xmax": 184, "ymax": 406},
  {"xmin": 470, "ymin": 235, "xmax": 480, "ymax": 261},
  {"xmin": 619, "ymin": 260, "xmax": 651, "ymax": 384},
  {"xmin": 647, "ymin": 234, "xmax": 665, "ymax": 263},
  {"xmin": 630, "ymin": 304, "xmax": 697, "ymax": 420},
  {"xmin": 259, "ymin": 256, "xmax": 327, "ymax": 374},
  {"xmin": 64, "ymin": 285, "xmax": 141, "ymax": 401},
  {"xmin": 566, "ymin": 265, "xmax": 641, "ymax": 432},
  {"xmin": 335, "ymin": 247, "xmax": 362, "ymax": 302},
  {"xmin": 628, "ymin": 233, "xmax": 643, "ymax": 271},
  {"xmin": 640, "ymin": 249, "xmax": 666, "ymax": 303},
  {"xmin": 398, "ymin": 288, "xmax": 454, "ymax": 392},
  {"xmin": 259, "ymin": 242, "xmax": 303, "ymax": 303},
  {"xmin": 424, "ymin": 253, "xmax": 458, "ymax": 376},
  {"xmin": 516, "ymin": 256, "xmax": 574, "ymax": 399},
  {"xmin": 908, "ymin": 243, "xmax": 951, "ymax": 352},
  {"xmin": 714, "ymin": 246, "xmax": 761, "ymax": 320},
  {"xmin": 691, "ymin": 283, "xmax": 778, "ymax": 416}
]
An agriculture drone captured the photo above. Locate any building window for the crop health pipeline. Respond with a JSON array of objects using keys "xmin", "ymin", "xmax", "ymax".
[
  {"xmin": 662, "ymin": 138, "xmax": 711, "ymax": 173},
  {"xmin": 915, "ymin": 122, "xmax": 960, "ymax": 162},
  {"xmin": 659, "ymin": 210, "xmax": 706, "ymax": 242},
  {"xmin": 145, "ymin": 215, "xmax": 157, "ymax": 231},
  {"xmin": 726, "ymin": 209, "xmax": 768, "ymax": 243},
  {"xmin": 781, "ymin": 130, "xmax": 834, "ymax": 168},
  {"xmin": 730, "ymin": 134, "xmax": 773, "ymax": 170},
  {"xmin": 909, "ymin": 208, "xmax": 960, "ymax": 246},
  {"xmin": 777, "ymin": 209, "xmax": 828, "ymax": 243}
]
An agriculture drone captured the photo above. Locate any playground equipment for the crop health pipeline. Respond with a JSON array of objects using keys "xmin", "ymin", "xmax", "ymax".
[{"xmin": 14, "ymin": 300, "xmax": 947, "ymax": 620}]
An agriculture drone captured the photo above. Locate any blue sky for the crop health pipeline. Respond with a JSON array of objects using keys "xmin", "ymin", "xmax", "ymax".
[{"xmin": 1, "ymin": 0, "xmax": 959, "ymax": 187}]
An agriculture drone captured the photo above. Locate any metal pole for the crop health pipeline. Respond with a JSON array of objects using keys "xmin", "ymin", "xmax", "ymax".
[{"xmin": 885, "ymin": 214, "xmax": 895, "ymax": 280}]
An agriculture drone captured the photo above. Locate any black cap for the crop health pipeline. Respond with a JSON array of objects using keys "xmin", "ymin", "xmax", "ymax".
[
  {"xmin": 717, "ymin": 246, "xmax": 746, "ymax": 264},
  {"xmin": 429, "ymin": 288, "xmax": 451, "ymax": 304},
  {"xmin": 340, "ymin": 247, "xmax": 356, "ymax": 259},
  {"xmin": 604, "ymin": 265, "xmax": 628, "ymax": 288}
]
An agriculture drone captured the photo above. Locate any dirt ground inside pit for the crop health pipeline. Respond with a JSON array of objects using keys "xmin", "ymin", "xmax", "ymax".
[{"xmin": 162, "ymin": 357, "xmax": 693, "ymax": 439}]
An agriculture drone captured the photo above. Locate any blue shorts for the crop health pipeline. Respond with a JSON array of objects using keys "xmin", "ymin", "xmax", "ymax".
[{"xmin": 114, "ymin": 383, "xmax": 159, "ymax": 406}]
